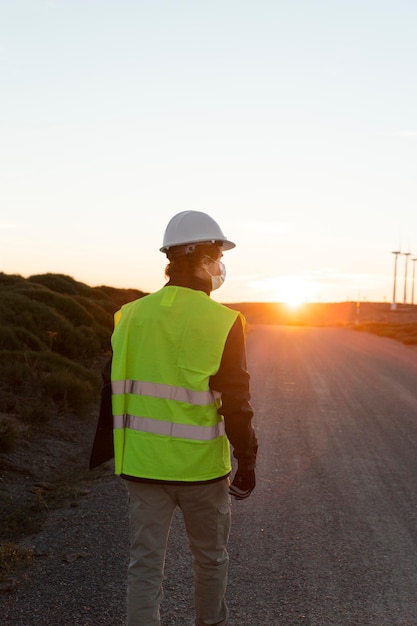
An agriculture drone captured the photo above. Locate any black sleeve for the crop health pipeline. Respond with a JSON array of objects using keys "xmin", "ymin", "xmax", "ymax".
[
  {"xmin": 89, "ymin": 356, "xmax": 114, "ymax": 470},
  {"xmin": 210, "ymin": 316, "xmax": 258, "ymax": 469}
]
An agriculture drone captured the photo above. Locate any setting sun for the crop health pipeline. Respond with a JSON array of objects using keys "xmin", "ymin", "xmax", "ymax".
[
  {"xmin": 251, "ymin": 276, "xmax": 318, "ymax": 306},
  {"xmin": 282, "ymin": 291, "xmax": 306, "ymax": 308},
  {"xmin": 278, "ymin": 278, "xmax": 311, "ymax": 307}
]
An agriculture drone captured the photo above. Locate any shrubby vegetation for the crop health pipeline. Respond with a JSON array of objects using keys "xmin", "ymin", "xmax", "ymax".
[
  {"xmin": 354, "ymin": 321, "xmax": 417, "ymax": 345},
  {"xmin": 0, "ymin": 272, "xmax": 145, "ymax": 453}
]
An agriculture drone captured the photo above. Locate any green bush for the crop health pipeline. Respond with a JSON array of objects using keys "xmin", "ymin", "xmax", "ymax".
[
  {"xmin": 0, "ymin": 272, "xmax": 26, "ymax": 287},
  {"xmin": 0, "ymin": 291, "xmax": 65, "ymax": 337},
  {"xmin": 14, "ymin": 327, "xmax": 47, "ymax": 351},
  {"xmin": 41, "ymin": 368, "xmax": 97, "ymax": 415},
  {"xmin": 76, "ymin": 296, "xmax": 114, "ymax": 328},
  {"xmin": 0, "ymin": 327, "xmax": 21, "ymax": 350},
  {"xmin": 28, "ymin": 273, "xmax": 81, "ymax": 295},
  {"xmin": 13, "ymin": 286, "xmax": 96, "ymax": 327},
  {"xmin": 0, "ymin": 358, "xmax": 34, "ymax": 395},
  {"xmin": 0, "ymin": 350, "xmax": 100, "ymax": 419},
  {"xmin": 96, "ymin": 284, "xmax": 146, "ymax": 308},
  {"xmin": 0, "ymin": 292, "xmax": 104, "ymax": 360},
  {"xmin": 0, "ymin": 273, "xmax": 143, "ymax": 438},
  {"xmin": 355, "ymin": 322, "xmax": 417, "ymax": 345}
]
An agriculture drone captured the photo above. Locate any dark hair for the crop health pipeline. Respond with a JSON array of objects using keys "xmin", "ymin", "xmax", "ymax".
[{"xmin": 165, "ymin": 243, "xmax": 221, "ymax": 279}]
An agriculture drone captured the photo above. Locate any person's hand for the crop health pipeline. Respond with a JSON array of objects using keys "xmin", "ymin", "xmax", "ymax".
[{"xmin": 229, "ymin": 468, "xmax": 256, "ymax": 500}]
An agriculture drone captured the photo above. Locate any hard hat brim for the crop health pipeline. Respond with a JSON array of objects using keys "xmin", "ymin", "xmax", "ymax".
[{"xmin": 160, "ymin": 238, "xmax": 236, "ymax": 253}]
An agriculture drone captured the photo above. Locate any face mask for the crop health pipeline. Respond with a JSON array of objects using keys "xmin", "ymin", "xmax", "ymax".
[{"xmin": 206, "ymin": 260, "xmax": 226, "ymax": 291}]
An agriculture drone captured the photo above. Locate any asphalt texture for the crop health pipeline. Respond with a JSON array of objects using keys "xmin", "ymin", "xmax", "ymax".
[{"xmin": 3, "ymin": 325, "xmax": 417, "ymax": 625}]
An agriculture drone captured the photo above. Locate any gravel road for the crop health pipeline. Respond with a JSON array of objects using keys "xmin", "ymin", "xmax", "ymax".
[{"xmin": 3, "ymin": 325, "xmax": 417, "ymax": 625}]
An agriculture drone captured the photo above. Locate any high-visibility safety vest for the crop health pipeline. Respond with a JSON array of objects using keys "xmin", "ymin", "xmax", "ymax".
[{"xmin": 111, "ymin": 286, "xmax": 240, "ymax": 482}]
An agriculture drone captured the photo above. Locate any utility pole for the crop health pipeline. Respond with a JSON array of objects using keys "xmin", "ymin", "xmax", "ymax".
[
  {"xmin": 391, "ymin": 250, "xmax": 401, "ymax": 310},
  {"xmin": 412, "ymin": 257, "xmax": 417, "ymax": 305},
  {"xmin": 403, "ymin": 252, "xmax": 411, "ymax": 304}
]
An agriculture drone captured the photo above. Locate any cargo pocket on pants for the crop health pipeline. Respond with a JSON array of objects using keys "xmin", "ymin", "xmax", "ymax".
[{"xmin": 216, "ymin": 503, "xmax": 231, "ymax": 548}]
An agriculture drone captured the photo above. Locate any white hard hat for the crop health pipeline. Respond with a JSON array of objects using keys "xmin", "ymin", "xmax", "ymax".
[{"xmin": 160, "ymin": 210, "xmax": 236, "ymax": 253}]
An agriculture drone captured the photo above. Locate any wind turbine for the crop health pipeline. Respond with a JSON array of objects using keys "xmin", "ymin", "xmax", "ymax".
[
  {"xmin": 412, "ymin": 257, "xmax": 417, "ymax": 305},
  {"xmin": 391, "ymin": 250, "xmax": 401, "ymax": 310},
  {"xmin": 403, "ymin": 251, "xmax": 411, "ymax": 304}
]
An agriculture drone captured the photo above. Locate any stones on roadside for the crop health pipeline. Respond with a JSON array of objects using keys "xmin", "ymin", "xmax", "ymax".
[
  {"xmin": 62, "ymin": 551, "xmax": 92, "ymax": 563},
  {"xmin": 31, "ymin": 481, "xmax": 56, "ymax": 492}
]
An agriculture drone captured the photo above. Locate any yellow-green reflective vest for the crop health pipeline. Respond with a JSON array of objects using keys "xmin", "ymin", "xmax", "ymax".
[{"xmin": 111, "ymin": 286, "xmax": 240, "ymax": 482}]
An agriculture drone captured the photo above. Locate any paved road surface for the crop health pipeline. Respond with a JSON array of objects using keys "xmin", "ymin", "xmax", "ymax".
[
  {"xmin": 3, "ymin": 325, "xmax": 417, "ymax": 625},
  {"xmin": 239, "ymin": 325, "xmax": 417, "ymax": 625}
]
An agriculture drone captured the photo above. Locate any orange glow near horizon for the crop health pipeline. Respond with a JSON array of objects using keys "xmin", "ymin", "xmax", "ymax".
[{"xmin": 259, "ymin": 276, "xmax": 318, "ymax": 307}]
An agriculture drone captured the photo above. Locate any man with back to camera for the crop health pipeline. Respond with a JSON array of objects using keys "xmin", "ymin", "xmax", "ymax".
[{"xmin": 90, "ymin": 210, "xmax": 258, "ymax": 626}]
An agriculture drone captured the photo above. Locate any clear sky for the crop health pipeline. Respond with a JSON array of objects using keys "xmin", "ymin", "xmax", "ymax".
[{"xmin": 2, "ymin": 0, "xmax": 417, "ymax": 304}]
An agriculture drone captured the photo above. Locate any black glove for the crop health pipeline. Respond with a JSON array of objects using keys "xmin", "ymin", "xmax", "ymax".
[{"xmin": 229, "ymin": 468, "xmax": 256, "ymax": 500}]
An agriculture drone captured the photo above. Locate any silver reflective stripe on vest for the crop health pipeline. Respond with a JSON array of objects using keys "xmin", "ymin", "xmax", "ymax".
[
  {"xmin": 112, "ymin": 379, "xmax": 221, "ymax": 406},
  {"xmin": 113, "ymin": 414, "xmax": 225, "ymax": 440}
]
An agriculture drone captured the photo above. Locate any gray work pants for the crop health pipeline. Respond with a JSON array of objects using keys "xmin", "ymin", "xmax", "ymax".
[{"xmin": 126, "ymin": 479, "xmax": 231, "ymax": 626}]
